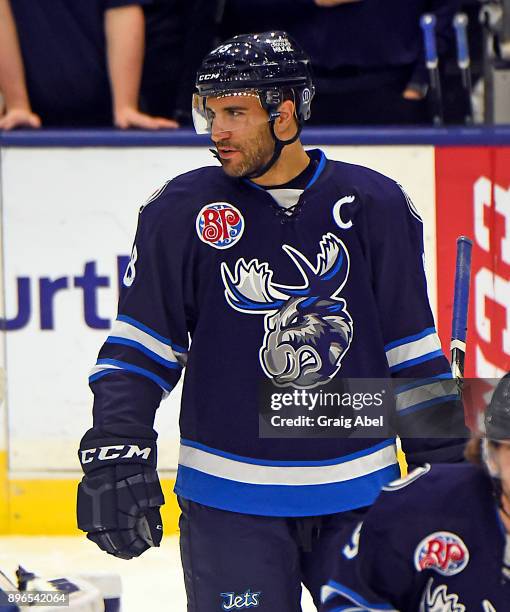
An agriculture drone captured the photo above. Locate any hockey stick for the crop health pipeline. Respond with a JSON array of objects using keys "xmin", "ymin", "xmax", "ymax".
[
  {"xmin": 453, "ymin": 13, "xmax": 474, "ymax": 125},
  {"xmin": 451, "ymin": 236, "xmax": 473, "ymax": 386},
  {"xmin": 420, "ymin": 14, "xmax": 444, "ymax": 126}
]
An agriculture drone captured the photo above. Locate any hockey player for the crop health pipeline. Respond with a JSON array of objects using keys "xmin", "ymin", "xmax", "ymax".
[
  {"xmin": 76, "ymin": 32, "xmax": 468, "ymax": 611},
  {"xmin": 320, "ymin": 373, "xmax": 510, "ymax": 611}
]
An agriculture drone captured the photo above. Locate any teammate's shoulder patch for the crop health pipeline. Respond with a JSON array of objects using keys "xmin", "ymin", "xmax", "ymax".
[
  {"xmin": 414, "ymin": 531, "xmax": 470, "ymax": 576},
  {"xmin": 382, "ymin": 463, "xmax": 431, "ymax": 492}
]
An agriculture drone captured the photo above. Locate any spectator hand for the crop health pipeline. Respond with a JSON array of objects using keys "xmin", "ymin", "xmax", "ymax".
[
  {"xmin": 314, "ymin": 0, "xmax": 362, "ymax": 6},
  {"xmin": 0, "ymin": 107, "xmax": 41, "ymax": 130},
  {"xmin": 402, "ymin": 85, "xmax": 427, "ymax": 100},
  {"xmin": 114, "ymin": 107, "xmax": 179, "ymax": 130}
]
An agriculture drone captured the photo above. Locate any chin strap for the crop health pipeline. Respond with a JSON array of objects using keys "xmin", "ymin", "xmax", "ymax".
[
  {"xmin": 209, "ymin": 115, "xmax": 303, "ymax": 180},
  {"xmin": 209, "ymin": 148, "xmax": 221, "ymax": 162},
  {"xmin": 244, "ymin": 118, "xmax": 302, "ymax": 180}
]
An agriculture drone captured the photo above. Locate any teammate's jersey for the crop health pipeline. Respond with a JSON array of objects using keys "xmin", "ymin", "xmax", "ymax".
[
  {"xmin": 321, "ymin": 463, "xmax": 510, "ymax": 611},
  {"xmin": 89, "ymin": 149, "xmax": 464, "ymax": 516}
]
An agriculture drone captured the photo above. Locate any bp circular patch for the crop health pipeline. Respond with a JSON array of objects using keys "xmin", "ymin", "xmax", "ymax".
[
  {"xmin": 196, "ymin": 202, "xmax": 244, "ymax": 249},
  {"xmin": 414, "ymin": 531, "xmax": 469, "ymax": 576}
]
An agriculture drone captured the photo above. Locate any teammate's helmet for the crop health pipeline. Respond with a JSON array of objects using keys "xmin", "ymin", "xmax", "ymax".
[
  {"xmin": 483, "ymin": 374, "xmax": 510, "ymax": 577},
  {"xmin": 193, "ymin": 31, "xmax": 315, "ymax": 133},
  {"xmin": 482, "ymin": 373, "xmax": 510, "ymax": 515},
  {"xmin": 485, "ymin": 372, "xmax": 510, "ymax": 442}
]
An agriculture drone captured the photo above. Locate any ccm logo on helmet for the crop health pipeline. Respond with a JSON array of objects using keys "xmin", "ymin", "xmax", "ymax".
[
  {"xmin": 80, "ymin": 445, "xmax": 152, "ymax": 464},
  {"xmin": 198, "ymin": 73, "xmax": 220, "ymax": 81}
]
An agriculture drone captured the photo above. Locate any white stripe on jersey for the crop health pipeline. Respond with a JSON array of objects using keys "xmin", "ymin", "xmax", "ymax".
[
  {"xmin": 397, "ymin": 182, "xmax": 423, "ymax": 223},
  {"xmin": 110, "ymin": 318, "xmax": 187, "ymax": 366},
  {"xmin": 178, "ymin": 443, "xmax": 398, "ymax": 487},
  {"xmin": 89, "ymin": 363, "xmax": 122, "ymax": 377},
  {"xmin": 396, "ymin": 379, "xmax": 458, "ymax": 413},
  {"xmin": 386, "ymin": 331, "xmax": 442, "ymax": 369}
]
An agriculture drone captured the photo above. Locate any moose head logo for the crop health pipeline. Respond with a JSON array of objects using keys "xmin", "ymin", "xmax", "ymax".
[{"xmin": 221, "ymin": 233, "xmax": 353, "ymax": 388}]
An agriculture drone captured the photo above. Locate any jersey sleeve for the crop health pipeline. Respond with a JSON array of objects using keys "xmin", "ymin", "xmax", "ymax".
[
  {"xmin": 89, "ymin": 187, "xmax": 191, "ymax": 432},
  {"xmin": 369, "ymin": 180, "xmax": 468, "ymax": 464},
  {"xmin": 320, "ymin": 518, "xmax": 403, "ymax": 612}
]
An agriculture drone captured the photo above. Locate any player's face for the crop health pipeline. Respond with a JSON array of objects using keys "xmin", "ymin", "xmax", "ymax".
[
  {"xmin": 494, "ymin": 441, "xmax": 510, "ymax": 498},
  {"xmin": 489, "ymin": 440, "xmax": 510, "ymax": 517},
  {"xmin": 207, "ymin": 95, "xmax": 274, "ymax": 178}
]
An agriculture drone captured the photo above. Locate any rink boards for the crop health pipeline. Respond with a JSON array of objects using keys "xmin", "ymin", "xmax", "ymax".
[{"xmin": 0, "ymin": 128, "xmax": 509, "ymax": 533}]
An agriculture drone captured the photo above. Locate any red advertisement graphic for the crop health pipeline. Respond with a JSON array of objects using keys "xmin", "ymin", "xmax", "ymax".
[{"xmin": 436, "ymin": 147, "xmax": 510, "ymax": 383}]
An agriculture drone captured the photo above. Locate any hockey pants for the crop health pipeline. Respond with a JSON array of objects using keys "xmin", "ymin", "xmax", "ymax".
[{"xmin": 178, "ymin": 496, "xmax": 367, "ymax": 611}]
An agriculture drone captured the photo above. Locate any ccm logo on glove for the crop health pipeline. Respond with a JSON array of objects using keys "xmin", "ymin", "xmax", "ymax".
[{"xmin": 80, "ymin": 444, "xmax": 151, "ymax": 464}]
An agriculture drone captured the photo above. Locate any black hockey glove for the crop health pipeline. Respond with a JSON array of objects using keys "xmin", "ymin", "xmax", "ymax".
[{"xmin": 77, "ymin": 427, "xmax": 164, "ymax": 560}]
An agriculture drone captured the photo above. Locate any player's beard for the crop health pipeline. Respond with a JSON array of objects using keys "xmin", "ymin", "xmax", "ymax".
[{"xmin": 216, "ymin": 124, "xmax": 274, "ymax": 178}]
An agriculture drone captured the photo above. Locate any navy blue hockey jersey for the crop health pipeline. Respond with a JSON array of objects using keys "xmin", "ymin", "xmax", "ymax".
[
  {"xmin": 320, "ymin": 463, "xmax": 510, "ymax": 611},
  {"xmin": 89, "ymin": 149, "xmax": 464, "ymax": 516}
]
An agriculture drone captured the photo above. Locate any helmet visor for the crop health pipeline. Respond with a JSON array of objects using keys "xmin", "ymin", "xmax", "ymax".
[{"xmin": 192, "ymin": 91, "xmax": 273, "ymax": 135}]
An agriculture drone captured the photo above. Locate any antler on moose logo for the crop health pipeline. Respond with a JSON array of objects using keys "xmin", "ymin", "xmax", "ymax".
[{"xmin": 221, "ymin": 233, "xmax": 353, "ymax": 388}]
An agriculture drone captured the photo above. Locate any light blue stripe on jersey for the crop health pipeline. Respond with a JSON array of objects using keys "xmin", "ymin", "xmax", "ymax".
[
  {"xmin": 305, "ymin": 150, "xmax": 327, "ymax": 188},
  {"xmin": 174, "ymin": 463, "xmax": 399, "ymax": 517},
  {"xmin": 89, "ymin": 369, "xmax": 120, "ymax": 384},
  {"xmin": 395, "ymin": 377, "xmax": 459, "ymax": 416},
  {"xmin": 105, "ymin": 336, "xmax": 182, "ymax": 370},
  {"xmin": 88, "ymin": 363, "xmax": 122, "ymax": 384},
  {"xmin": 176, "ymin": 439, "xmax": 399, "ymax": 515},
  {"xmin": 116, "ymin": 314, "xmax": 188, "ymax": 354},
  {"xmin": 244, "ymin": 150, "xmax": 327, "ymax": 192},
  {"xmin": 322, "ymin": 581, "xmax": 395, "ymax": 610},
  {"xmin": 384, "ymin": 326, "xmax": 436, "ymax": 351},
  {"xmin": 90, "ymin": 358, "xmax": 173, "ymax": 392}
]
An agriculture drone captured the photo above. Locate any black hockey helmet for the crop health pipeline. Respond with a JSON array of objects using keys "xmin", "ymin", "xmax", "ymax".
[
  {"xmin": 194, "ymin": 31, "xmax": 314, "ymax": 131},
  {"xmin": 485, "ymin": 372, "xmax": 510, "ymax": 442},
  {"xmin": 193, "ymin": 32, "xmax": 314, "ymax": 178}
]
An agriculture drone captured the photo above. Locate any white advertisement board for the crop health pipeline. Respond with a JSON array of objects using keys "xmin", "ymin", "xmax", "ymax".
[{"xmin": 1, "ymin": 145, "xmax": 435, "ymax": 474}]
